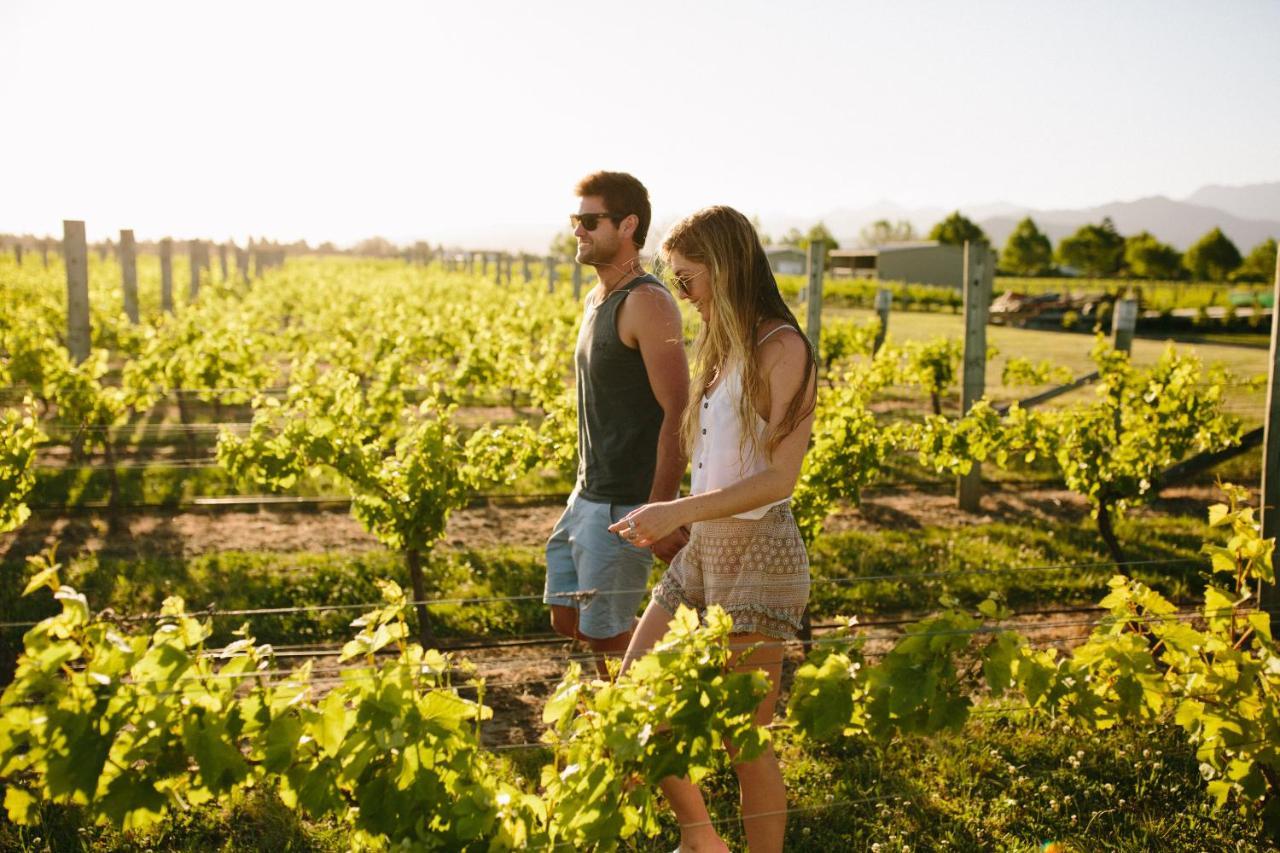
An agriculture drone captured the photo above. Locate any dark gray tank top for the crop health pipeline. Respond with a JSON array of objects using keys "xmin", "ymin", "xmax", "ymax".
[{"xmin": 575, "ymin": 274, "xmax": 665, "ymax": 504}]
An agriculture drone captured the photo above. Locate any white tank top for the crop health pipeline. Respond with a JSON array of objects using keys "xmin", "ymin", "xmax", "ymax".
[{"xmin": 689, "ymin": 326, "xmax": 796, "ymax": 520}]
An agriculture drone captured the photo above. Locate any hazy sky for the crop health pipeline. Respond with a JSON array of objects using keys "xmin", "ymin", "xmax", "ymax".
[{"xmin": 3, "ymin": 0, "xmax": 1278, "ymax": 248}]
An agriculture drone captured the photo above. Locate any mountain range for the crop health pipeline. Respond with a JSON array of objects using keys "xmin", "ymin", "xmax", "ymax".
[{"xmin": 771, "ymin": 182, "xmax": 1280, "ymax": 254}]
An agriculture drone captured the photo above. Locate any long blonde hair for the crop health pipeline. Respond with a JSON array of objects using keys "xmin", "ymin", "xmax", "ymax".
[{"xmin": 661, "ymin": 206, "xmax": 816, "ymax": 462}]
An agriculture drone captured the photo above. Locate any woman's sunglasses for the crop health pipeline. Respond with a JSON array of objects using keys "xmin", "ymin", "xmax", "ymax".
[
  {"xmin": 668, "ymin": 268, "xmax": 705, "ymax": 296},
  {"xmin": 570, "ymin": 212, "xmax": 625, "ymax": 231}
]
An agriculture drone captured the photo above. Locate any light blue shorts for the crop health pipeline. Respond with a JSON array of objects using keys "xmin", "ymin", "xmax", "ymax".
[{"xmin": 544, "ymin": 489, "xmax": 654, "ymax": 640}]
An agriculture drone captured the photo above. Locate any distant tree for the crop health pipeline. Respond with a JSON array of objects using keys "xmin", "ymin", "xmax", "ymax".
[
  {"xmin": 549, "ymin": 230, "xmax": 577, "ymax": 259},
  {"xmin": 353, "ymin": 236, "xmax": 399, "ymax": 257},
  {"xmin": 316, "ymin": 241, "xmax": 339, "ymax": 254},
  {"xmin": 1183, "ymin": 227, "xmax": 1242, "ymax": 281},
  {"xmin": 1229, "ymin": 237, "xmax": 1277, "ymax": 283},
  {"xmin": 1123, "ymin": 231, "xmax": 1183, "ymax": 280},
  {"xmin": 1001, "ymin": 217, "xmax": 1054, "ymax": 276},
  {"xmin": 1056, "ymin": 217, "xmax": 1125, "ymax": 277},
  {"xmin": 857, "ymin": 219, "xmax": 916, "ymax": 248},
  {"xmin": 798, "ymin": 222, "xmax": 840, "ymax": 270},
  {"xmin": 928, "ymin": 211, "xmax": 988, "ymax": 246},
  {"xmin": 781, "ymin": 227, "xmax": 805, "ymax": 247}
]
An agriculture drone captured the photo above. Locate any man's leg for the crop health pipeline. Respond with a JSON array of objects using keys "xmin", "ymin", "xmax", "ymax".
[{"xmin": 550, "ymin": 603, "xmax": 634, "ymax": 677}]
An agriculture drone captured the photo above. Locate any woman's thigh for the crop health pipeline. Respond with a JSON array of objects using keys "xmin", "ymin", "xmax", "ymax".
[{"xmin": 728, "ymin": 631, "xmax": 785, "ymax": 727}]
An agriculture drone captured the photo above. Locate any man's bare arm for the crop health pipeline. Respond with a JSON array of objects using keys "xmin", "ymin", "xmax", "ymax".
[
  {"xmin": 621, "ymin": 283, "xmax": 689, "ymax": 499},
  {"xmin": 619, "ymin": 284, "xmax": 690, "ymax": 561}
]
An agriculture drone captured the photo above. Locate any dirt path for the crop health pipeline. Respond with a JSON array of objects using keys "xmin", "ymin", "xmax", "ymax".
[{"xmin": 1, "ymin": 483, "xmax": 1231, "ymax": 565}]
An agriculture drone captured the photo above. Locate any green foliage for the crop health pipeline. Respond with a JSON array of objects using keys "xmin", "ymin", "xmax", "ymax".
[
  {"xmin": 901, "ymin": 337, "xmax": 963, "ymax": 415},
  {"xmin": 217, "ymin": 365, "xmax": 541, "ymax": 558},
  {"xmin": 541, "ymin": 605, "xmax": 769, "ymax": 849},
  {"xmin": 907, "ymin": 337, "xmax": 1241, "ymax": 560},
  {"xmin": 912, "ymin": 400, "xmax": 1041, "ymax": 477},
  {"xmin": 0, "ymin": 398, "xmax": 44, "ymax": 532},
  {"xmin": 796, "ymin": 222, "xmax": 839, "ymax": 270},
  {"xmin": 121, "ymin": 299, "xmax": 273, "ymax": 411},
  {"xmin": 1001, "ymin": 357, "xmax": 1073, "ymax": 387},
  {"xmin": 1231, "ymin": 237, "xmax": 1277, "ymax": 283},
  {"xmin": 790, "ymin": 485, "xmax": 1280, "ymax": 827},
  {"xmin": 792, "ymin": 362, "xmax": 902, "ymax": 543},
  {"xmin": 1, "ymin": 568, "xmax": 781, "ymax": 850},
  {"xmin": 1057, "ymin": 217, "xmax": 1125, "ymax": 277},
  {"xmin": 1124, "ymin": 231, "xmax": 1183, "ymax": 280},
  {"xmin": 788, "ymin": 593, "xmax": 1014, "ymax": 742},
  {"xmin": 1044, "ymin": 339, "xmax": 1241, "ymax": 527},
  {"xmin": 1184, "ymin": 227, "xmax": 1243, "ymax": 282},
  {"xmin": 1000, "ymin": 217, "xmax": 1053, "ymax": 276},
  {"xmin": 816, "ymin": 317, "xmax": 879, "ymax": 376},
  {"xmin": 928, "ymin": 212, "xmax": 988, "ymax": 247},
  {"xmin": 0, "ymin": 564, "xmax": 532, "ymax": 849},
  {"xmin": 1059, "ymin": 486, "xmax": 1279, "ymax": 818}
]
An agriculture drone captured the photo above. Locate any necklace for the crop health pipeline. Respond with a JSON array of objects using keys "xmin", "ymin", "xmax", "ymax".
[{"xmin": 592, "ymin": 261, "xmax": 644, "ymax": 306}]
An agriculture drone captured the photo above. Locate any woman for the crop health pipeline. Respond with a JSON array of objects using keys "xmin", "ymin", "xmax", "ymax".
[{"xmin": 608, "ymin": 205, "xmax": 817, "ymax": 853}]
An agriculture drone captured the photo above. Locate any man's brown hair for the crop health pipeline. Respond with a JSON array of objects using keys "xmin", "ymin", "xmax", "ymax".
[{"xmin": 575, "ymin": 171, "xmax": 652, "ymax": 249}]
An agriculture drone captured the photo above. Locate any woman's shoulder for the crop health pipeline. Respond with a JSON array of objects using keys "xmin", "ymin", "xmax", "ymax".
[
  {"xmin": 755, "ymin": 319, "xmax": 803, "ymax": 350},
  {"xmin": 754, "ymin": 320, "xmax": 811, "ymax": 375}
]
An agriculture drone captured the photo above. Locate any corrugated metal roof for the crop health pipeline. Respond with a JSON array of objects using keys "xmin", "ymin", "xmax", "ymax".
[{"xmin": 830, "ymin": 240, "xmax": 952, "ymax": 257}]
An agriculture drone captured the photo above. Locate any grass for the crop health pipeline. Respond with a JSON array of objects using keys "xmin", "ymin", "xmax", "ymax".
[{"xmin": 808, "ymin": 510, "xmax": 1214, "ymax": 619}]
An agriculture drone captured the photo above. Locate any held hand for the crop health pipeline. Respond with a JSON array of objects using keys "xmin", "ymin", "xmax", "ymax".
[
  {"xmin": 650, "ymin": 526, "xmax": 690, "ymax": 564},
  {"xmin": 608, "ymin": 501, "xmax": 685, "ymax": 550}
]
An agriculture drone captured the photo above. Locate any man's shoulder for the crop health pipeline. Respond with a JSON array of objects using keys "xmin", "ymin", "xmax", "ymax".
[{"xmin": 621, "ymin": 278, "xmax": 678, "ymax": 314}]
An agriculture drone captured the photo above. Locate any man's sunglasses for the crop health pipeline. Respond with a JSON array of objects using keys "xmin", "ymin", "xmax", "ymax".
[{"xmin": 570, "ymin": 212, "xmax": 625, "ymax": 231}]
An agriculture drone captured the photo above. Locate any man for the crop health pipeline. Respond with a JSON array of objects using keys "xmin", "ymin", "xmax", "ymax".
[{"xmin": 544, "ymin": 171, "xmax": 690, "ymax": 675}]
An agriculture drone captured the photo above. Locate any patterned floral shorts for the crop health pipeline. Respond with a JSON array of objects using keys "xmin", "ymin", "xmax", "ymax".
[{"xmin": 652, "ymin": 502, "xmax": 810, "ymax": 640}]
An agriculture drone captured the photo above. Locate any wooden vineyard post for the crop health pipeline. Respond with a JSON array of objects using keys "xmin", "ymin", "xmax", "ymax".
[
  {"xmin": 160, "ymin": 238, "xmax": 174, "ymax": 313},
  {"xmin": 252, "ymin": 244, "xmax": 263, "ymax": 279},
  {"xmin": 804, "ymin": 240, "xmax": 825, "ymax": 353},
  {"xmin": 13, "ymin": 242, "xmax": 22, "ymax": 265},
  {"xmin": 522, "ymin": 254, "xmax": 531, "ymax": 283},
  {"xmin": 120, "ymin": 229, "xmax": 139, "ymax": 324},
  {"xmin": 546, "ymin": 256, "xmax": 557, "ymax": 294},
  {"xmin": 1260, "ymin": 253, "xmax": 1280, "ymax": 636},
  {"xmin": 63, "ymin": 220, "xmax": 90, "ymax": 363},
  {"xmin": 572, "ymin": 260, "xmax": 583, "ymax": 300},
  {"xmin": 235, "ymin": 243, "xmax": 249, "ymax": 283},
  {"xmin": 957, "ymin": 241, "xmax": 992, "ymax": 513},
  {"xmin": 188, "ymin": 239, "xmax": 201, "ymax": 301},
  {"xmin": 218, "ymin": 242, "xmax": 229, "ymax": 280},
  {"xmin": 41, "ymin": 239, "xmax": 49, "ymax": 268},
  {"xmin": 873, "ymin": 287, "xmax": 891, "ymax": 354},
  {"xmin": 1111, "ymin": 297, "xmax": 1137, "ymax": 354},
  {"xmin": 504, "ymin": 253, "xmax": 512, "ymax": 285}
]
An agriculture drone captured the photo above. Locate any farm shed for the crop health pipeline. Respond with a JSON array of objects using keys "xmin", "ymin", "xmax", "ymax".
[
  {"xmin": 829, "ymin": 241, "xmax": 964, "ymax": 288},
  {"xmin": 765, "ymin": 245, "xmax": 807, "ymax": 275}
]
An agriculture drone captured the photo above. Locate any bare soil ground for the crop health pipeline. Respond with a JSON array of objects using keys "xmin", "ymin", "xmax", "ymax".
[{"xmin": 1, "ymin": 482, "xmax": 1227, "ymax": 564}]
